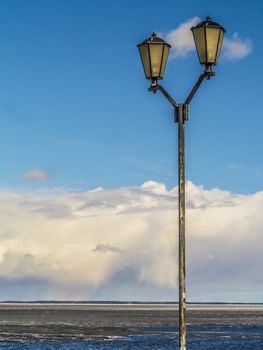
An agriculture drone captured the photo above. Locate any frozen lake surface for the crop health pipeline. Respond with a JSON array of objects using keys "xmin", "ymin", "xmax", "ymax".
[{"xmin": 0, "ymin": 303, "xmax": 263, "ymax": 349}]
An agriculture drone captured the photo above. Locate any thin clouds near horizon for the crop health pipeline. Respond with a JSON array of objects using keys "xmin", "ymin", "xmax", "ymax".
[{"xmin": 23, "ymin": 169, "xmax": 50, "ymax": 182}]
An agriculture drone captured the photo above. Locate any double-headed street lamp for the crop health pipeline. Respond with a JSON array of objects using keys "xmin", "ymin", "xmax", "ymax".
[{"xmin": 137, "ymin": 16, "xmax": 225, "ymax": 350}]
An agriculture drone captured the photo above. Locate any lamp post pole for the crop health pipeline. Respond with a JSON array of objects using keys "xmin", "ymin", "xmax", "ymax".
[
  {"xmin": 150, "ymin": 76, "xmax": 214, "ymax": 349},
  {"xmin": 178, "ymin": 103, "xmax": 186, "ymax": 350},
  {"xmin": 137, "ymin": 16, "xmax": 225, "ymax": 349}
]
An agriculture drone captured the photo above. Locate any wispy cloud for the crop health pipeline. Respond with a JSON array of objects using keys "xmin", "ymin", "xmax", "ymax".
[
  {"xmin": 126, "ymin": 159, "xmax": 174, "ymax": 177},
  {"xmin": 223, "ymin": 33, "xmax": 253, "ymax": 60},
  {"xmin": 93, "ymin": 244, "xmax": 124, "ymax": 254},
  {"xmin": 23, "ymin": 169, "xmax": 50, "ymax": 182},
  {"xmin": 228, "ymin": 164, "xmax": 263, "ymax": 176},
  {"xmin": 0, "ymin": 181, "xmax": 262, "ymax": 301},
  {"xmin": 163, "ymin": 17, "xmax": 253, "ymax": 61}
]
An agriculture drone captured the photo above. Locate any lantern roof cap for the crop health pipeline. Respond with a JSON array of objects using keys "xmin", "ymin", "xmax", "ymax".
[
  {"xmin": 191, "ymin": 16, "xmax": 226, "ymax": 32},
  {"xmin": 137, "ymin": 32, "xmax": 171, "ymax": 47}
]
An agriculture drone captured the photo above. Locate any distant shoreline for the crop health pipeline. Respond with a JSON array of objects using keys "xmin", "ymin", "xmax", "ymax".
[{"xmin": 0, "ymin": 301, "xmax": 262, "ymax": 305}]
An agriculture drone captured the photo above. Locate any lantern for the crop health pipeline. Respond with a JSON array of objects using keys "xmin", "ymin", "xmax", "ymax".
[
  {"xmin": 191, "ymin": 16, "xmax": 225, "ymax": 66},
  {"xmin": 137, "ymin": 33, "xmax": 171, "ymax": 85}
]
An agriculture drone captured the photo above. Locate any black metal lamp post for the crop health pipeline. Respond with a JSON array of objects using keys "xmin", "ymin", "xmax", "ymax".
[{"xmin": 137, "ymin": 16, "xmax": 225, "ymax": 350}]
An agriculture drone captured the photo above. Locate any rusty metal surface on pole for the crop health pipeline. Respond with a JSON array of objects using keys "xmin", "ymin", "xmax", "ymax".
[{"xmin": 177, "ymin": 103, "xmax": 186, "ymax": 350}]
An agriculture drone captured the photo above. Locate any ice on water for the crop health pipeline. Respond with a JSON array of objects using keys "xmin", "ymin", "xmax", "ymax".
[{"xmin": 0, "ymin": 303, "xmax": 262, "ymax": 349}]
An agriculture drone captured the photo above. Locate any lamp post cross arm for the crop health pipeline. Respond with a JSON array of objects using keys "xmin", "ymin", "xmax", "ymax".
[
  {"xmin": 184, "ymin": 68, "xmax": 215, "ymax": 106},
  {"xmin": 149, "ymin": 83, "xmax": 178, "ymax": 109}
]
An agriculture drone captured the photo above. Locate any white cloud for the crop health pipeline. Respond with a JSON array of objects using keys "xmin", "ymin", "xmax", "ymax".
[
  {"xmin": 163, "ymin": 18, "xmax": 253, "ymax": 61},
  {"xmin": 223, "ymin": 33, "xmax": 253, "ymax": 60},
  {"xmin": 163, "ymin": 17, "xmax": 200, "ymax": 58},
  {"xmin": 0, "ymin": 181, "xmax": 262, "ymax": 301},
  {"xmin": 23, "ymin": 169, "xmax": 50, "ymax": 182}
]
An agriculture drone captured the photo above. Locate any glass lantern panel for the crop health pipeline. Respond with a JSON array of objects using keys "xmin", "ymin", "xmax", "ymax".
[
  {"xmin": 160, "ymin": 44, "xmax": 170, "ymax": 78},
  {"xmin": 215, "ymin": 29, "xmax": 224, "ymax": 64},
  {"xmin": 149, "ymin": 43, "xmax": 164, "ymax": 78},
  {"xmin": 206, "ymin": 27, "xmax": 221, "ymax": 64},
  {"xmin": 138, "ymin": 43, "xmax": 151, "ymax": 79},
  {"xmin": 192, "ymin": 27, "xmax": 206, "ymax": 65}
]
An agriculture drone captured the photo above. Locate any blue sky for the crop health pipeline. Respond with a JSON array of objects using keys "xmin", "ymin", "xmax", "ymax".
[
  {"xmin": 0, "ymin": 0, "xmax": 263, "ymax": 302},
  {"xmin": 0, "ymin": 0, "xmax": 262, "ymax": 194}
]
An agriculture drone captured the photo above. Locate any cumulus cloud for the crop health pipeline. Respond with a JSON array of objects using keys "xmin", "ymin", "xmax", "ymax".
[
  {"xmin": 0, "ymin": 181, "xmax": 262, "ymax": 301},
  {"xmin": 163, "ymin": 17, "xmax": 253, "ymax": 61},
  {"xmin": 223, "ymin": 33, "xmax": 253, "ymax": 60},
  {"xmin": 163, "ymin": 17, "xmax": 200, "ymax": 57},
  {"xmin": 23, "ymin": 169, "xmax": 50, "ymax": 182}
]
